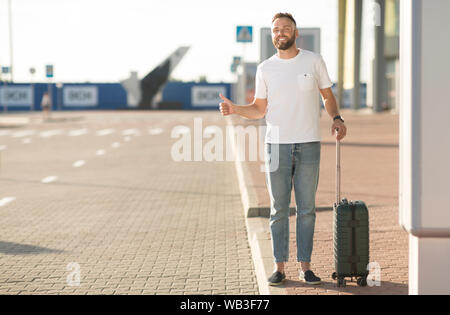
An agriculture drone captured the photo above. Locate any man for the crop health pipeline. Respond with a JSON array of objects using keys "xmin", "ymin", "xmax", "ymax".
[{"xmin": 219, "ymin": 12, "xmax": 346, "ymax": 286}]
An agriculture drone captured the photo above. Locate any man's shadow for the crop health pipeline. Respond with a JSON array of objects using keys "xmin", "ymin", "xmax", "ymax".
[{"xmin": 0, "ymin": 241, "xmax": 63, "ymax": 255}]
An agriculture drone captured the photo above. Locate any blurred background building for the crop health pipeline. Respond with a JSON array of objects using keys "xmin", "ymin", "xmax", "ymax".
[
  {"xmin": 338, "ymin": 0, "xmax": 399, "ymax": 112},
  {"xmin": 0, "ymin": 0, "xmax": 400, "ymax": 114},
  {"xmin": 233, "ymin": 0, "xmax": 400, "ymax": 113}
]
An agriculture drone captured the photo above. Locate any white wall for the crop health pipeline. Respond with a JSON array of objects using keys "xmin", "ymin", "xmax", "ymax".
[{"xmin": 400, "ymin": 0, "xmax": 450, "ymax": 295}]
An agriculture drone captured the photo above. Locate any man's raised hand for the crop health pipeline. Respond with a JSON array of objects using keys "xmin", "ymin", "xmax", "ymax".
[{"xmin": 219, "ymin": 93, "xmax": 235, "ymax": 116}]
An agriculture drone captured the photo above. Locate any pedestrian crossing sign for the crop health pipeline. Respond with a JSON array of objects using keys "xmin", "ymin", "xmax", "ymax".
[{"xmin": 236, "ymin": 26, "xmax": 253, "ymax": 43}]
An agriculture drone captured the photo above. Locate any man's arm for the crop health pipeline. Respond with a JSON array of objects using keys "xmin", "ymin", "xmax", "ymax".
[
  {"xmin": 219, "ymin": 94, "xmax": 267, "ymax": 120},
  {"xmin": 320, "ymin": 87, "xmax": 347, "ymax": 140}
]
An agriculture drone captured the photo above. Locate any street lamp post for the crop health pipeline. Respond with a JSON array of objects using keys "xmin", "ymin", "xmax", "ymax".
[
  {"xmin": 8, "ymin": 0, "xmax": 14, "ymax": 82},
  {"xmin": 30, "ymin": 67, "xmax": 36, "ymax": 111},
  {"xmin": 56, "ymin": 82, "xmax": 63, "ymax": 111}
]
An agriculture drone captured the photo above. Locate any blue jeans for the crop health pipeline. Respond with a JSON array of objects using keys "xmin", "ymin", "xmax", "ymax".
[{"xmin": 264, "ymin": 142, "xmax": 321, "ymax": 263}]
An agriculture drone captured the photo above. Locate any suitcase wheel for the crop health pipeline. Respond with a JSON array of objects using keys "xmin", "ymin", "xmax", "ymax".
[
  {"xmin": 332, "ymin": 272, "xmax": 337, "ymax": 280},
  {"xmin": 357, "ymin": 277, "xmax": 367, "ymax": 287}
]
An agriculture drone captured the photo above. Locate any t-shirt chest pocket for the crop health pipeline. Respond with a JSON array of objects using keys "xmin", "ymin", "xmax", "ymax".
[{"xmin": 297, "ymin": 73, "xmax": 315, "ymax": 91}]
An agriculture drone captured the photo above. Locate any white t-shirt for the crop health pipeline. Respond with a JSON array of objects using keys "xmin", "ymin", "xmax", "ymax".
[{"xmin": 255, "ymin": 49, "xmax": 333, "ymax": 144}]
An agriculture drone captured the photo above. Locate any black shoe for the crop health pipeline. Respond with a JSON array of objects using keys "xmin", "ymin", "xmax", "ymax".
[
  {"xmin": 268, "ymin": 271, "xmax": 286, "ymax": 286},
  {"xmin": 299, "ymin": 270, "xmax": 321, "ymax": 285}
]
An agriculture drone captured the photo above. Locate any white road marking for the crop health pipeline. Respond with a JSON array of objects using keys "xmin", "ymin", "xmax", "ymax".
[
  {"xmin": 22, "ymin": 138, "xmax": 32, "ymax": 144},
  {"xmin": 122, "ymin": 128, "xmax": 140, "ymax": 136},
  {"xmin": 68, "ymin": 128, "xmax": 89, "ymax": 136},
  {"xmin": 124, "ymin": 136, "xmax": 131, "ymax": 142},
  {"xmin": 0, "ymin": 130, "xmax": 11, "ymax": 136},
  {"xmin": 149, "ymin": 128, "xmax": 164, "ymax": 135},
  {"xmin": 0, "ymin": 197, "xmax": 16, "ymax": 207},
  {"xmin": 96, "ymin": 149, "xmax": 105, "ymax": 156},
  {"xmin": 170, "ymin": 126, "xmax": 190, "ymax": 135},
  {"xmin": 111, "ymin": 142, "xmax": 120, "ymax": 148},
  {"xmin": 96, "ymin": 129, "xmax": 115, "ymax": 136},
  {"xmin": 40, "ymin": 130, "xmax": 63, "ymax": 138},
  {"xmin": 41, "ymin": 176, "xmax": 58, "ymax": 184},
  {"xmin": 0, "ymin": 145, "xmax": 7, "ymax": 151},
  {"xmin": 72, "ymin": 160, "xmax": 86, "ymax": 168},
  {"xmin": 12, "ymin": 130, "xmax": 36, "ymax": 138}
]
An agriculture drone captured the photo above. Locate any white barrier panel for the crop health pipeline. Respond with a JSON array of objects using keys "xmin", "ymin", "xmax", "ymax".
[
  {"xmin": 0, "ymin": 86, "xmax": 32, "ymax": 107},
  {"xmin": 399, "ymin": 0, "xmax": 450, "ymax": 238},
  {"xmin": 191, "ymin": 86, "xmax": 226, "ymax": 107},
  {"xmin": 400, "ymin": 0, "xmax": 450, "ymax": 295},
  {"xmin": 63, "ymin": 86, "xmax": 98, "ymax": 107}
]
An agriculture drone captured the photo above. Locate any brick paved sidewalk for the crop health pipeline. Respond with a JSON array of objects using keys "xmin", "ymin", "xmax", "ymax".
[
  {"xmin": 233, "ymin": 109, "xmax": 408, "ymax": 295},
  {"xmin": 0, "ymin": 111, "xmax": 258, "ymax": 295}
]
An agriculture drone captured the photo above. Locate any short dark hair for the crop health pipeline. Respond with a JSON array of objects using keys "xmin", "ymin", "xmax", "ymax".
[{"xmin": 272, "ymin": 13, "xmax": 297, "ymax": 26}]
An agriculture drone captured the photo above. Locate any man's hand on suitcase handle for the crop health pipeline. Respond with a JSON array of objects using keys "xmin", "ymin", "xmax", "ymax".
[{"xmin": 332, "ymin": 120, "xmax": 347, "ymax": 141}]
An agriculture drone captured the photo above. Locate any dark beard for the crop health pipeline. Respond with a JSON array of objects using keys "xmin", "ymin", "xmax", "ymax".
[{"xmin": 273, "ymin": 33, "xmax": 296, "ymax": 50}]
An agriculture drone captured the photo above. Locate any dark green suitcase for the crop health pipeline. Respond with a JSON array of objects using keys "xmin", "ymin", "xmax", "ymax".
[{"xmin": 331, "ymin": 138, "xmax": 369, "ymax": 288}]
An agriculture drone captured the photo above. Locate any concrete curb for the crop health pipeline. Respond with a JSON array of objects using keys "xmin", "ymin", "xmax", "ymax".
[{"xmin": 226, "ymin": 116, "xmax": 287, "ymax": 295}]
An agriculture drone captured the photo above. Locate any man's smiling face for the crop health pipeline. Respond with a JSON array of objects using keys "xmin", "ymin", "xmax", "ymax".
[{"xmin": 271, "ymin": 17, "xmax": 298, "ymax": 50}]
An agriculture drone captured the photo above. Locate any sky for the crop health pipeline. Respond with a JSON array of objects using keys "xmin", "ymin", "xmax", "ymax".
[{"xmin": 0, "ymin": 0, "xmax": 375, "ymax": 84}]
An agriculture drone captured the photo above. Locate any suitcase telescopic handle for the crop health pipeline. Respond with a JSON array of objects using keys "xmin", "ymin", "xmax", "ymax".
[{"xmin": 336, "ymin": 129, "xmax": 341, "ymax": 206}]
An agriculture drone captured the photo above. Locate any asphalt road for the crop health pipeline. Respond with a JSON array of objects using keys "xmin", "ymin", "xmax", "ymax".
[{"xmin": 0, "ymin": 111, "xmax": 259, "ymax": 295}]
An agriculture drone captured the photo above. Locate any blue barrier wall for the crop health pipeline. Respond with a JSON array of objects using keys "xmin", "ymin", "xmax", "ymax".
[
  {"xmin": 0, "ymin": 83, "xmax": 127, "ymax": 111},
  {"xmin": 162, "ymin": 82, "xmax": 232, "ymax": 110},
  {"xmin": 0, "ymin": 81, "xmax": 366, "ymax": 111},
  {"xmin": 0, "ymin": 82, "xmax": 230, "ymax": 111}
]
